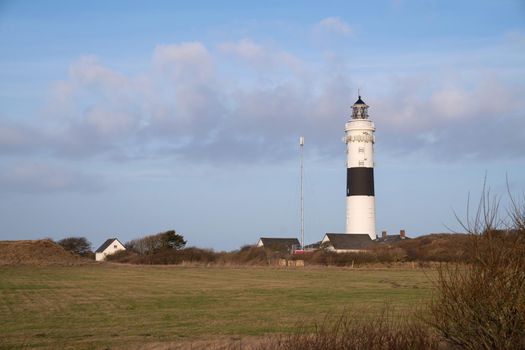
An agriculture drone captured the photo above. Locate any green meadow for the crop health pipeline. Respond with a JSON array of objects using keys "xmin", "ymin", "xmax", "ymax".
[{"xmin": 0, "ymin": 264, "xmax": 433, "ymax": 349}]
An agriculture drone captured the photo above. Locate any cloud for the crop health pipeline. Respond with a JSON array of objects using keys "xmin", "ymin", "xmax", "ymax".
[
  {"xmin": 315, "ymin": 17, "xmax": 353, "ymax": 37},
  {"xmin": 218, "ymin": 39, "xmax": 302, "ymax": 71},
  {"xmin": 69, "ymin": 55, "xmax": 127, "ymax": 89},
  {"xmin": 153, "ymin": 42, "xmax": 213, "ymax": 83},
  {"xmin": 0, "ymin": 120, "xmax": 44, "ymax": 154},
  {"xmin": 2, "ymin": 37, "xmax": 524, "ymax": 167},
  {"xmin": 372, "ymin": 74, "xmax": 525, "ymax": 160},
  {"xmin": 0, "ymin": 161, "xmax": 104, "ymax": 194}
]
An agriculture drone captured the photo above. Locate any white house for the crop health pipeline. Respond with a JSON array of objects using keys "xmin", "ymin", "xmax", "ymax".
[
  {"xmin": 95, "ymin": 238, "xmax": 126, "ymax": 261},
  {"xmin": 256, "ymin": 237, "xmax": 300, "ymax": 252},
  {"xmin": 321, "ymin": 233, "xmax": 373, "ymax": 253}
]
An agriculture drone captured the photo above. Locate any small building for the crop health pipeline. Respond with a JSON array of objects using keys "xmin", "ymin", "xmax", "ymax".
[
  {"xmin": 304, "ymin": 241, "xmax": 322, "ymax": 251},
  {"xmin": 95, "ymin": 238, "xmax": 126, "ymax": 261},
  {"xmin": 321, "ymin": 233, "xmax": 373, "ymax": 253},
  {"xmin": 376, "ymin": 230, "xmax": 410, "ymax": 244},
  {"xmin": 257, "ymin": 237, "xmax": 300, "ymax": 253}
]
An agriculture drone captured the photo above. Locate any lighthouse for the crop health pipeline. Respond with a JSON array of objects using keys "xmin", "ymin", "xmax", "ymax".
[{"xmin": 344, "ymin": 95, "xmax": 376, "ymax": 240}]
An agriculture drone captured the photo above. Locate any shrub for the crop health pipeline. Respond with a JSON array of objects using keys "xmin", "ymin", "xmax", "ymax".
[
  {"xmin": 428, "ymin": 186, "xmax": 525, "ymax": 349},
  {"xmin": 105, "ymin": 249, "xmax": 139, "ymax": 263},
  {"xmin": 219, "ymin": 246, "xmax": 283, "ymax": 265},
  {"xmin": 125, "ymin": 230, "xmax": 185, "ymax": 254},
  {"xmin": 107, "ymin": 245, "xmax": 288, "ymax": 266},
  {"xmin": 258, "ymin": 309, "xmax": 439, "ymax": 350},
  {"xmin": 106, "ymin": 247, "xmax": 215, "ymax": 265},
  {"xmin": 57, "ymin": 237, "xmax": 92, "ymax": 257},
  {"xmin": 300, "ymin": 246, "xmax": 407, "ymax": 267},
  {"xmin": 163, "ymin": 230, "xmax": 186, "ymax": 249},
  {"xmin": 396, "ymin": 234, "xmax": 472, "ymax": 262}
]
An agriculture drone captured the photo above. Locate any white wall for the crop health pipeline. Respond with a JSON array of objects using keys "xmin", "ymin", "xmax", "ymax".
[
  {"xmin": 320, "ymin": 234, "xmax": 367, "ymax": 253},
  {"xmin": 95, "ymin": 239, "xmax": 126, "ymax": 261},
  {"xmin": 345, "ymin": 119, "xmax": 375, "ymax": 168},
  {"xmin": 345, "ymin": 118, "xmax": 376, "ymax": 239},
  {"xmin": 346, "ymin": 196, "xmax": 376, "ymax": 239}
]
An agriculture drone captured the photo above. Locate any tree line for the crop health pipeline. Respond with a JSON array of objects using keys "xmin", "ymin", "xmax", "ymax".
[{"xmin": 55, "ymin": 230, "xmax": 186, "ymax": 257}]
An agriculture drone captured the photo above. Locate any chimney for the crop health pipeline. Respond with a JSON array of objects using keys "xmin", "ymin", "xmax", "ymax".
[
  {"xmin": 381, "ymin": 230, "xmax": 387, "ymax": 239},
  {"xmin": 400, "ymin": 230, "xmax": 406, "ymax": 239}
]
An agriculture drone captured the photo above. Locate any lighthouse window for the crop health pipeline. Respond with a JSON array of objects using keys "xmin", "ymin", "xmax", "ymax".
[
  {"xmin": 359, "ymin": 161, "xmax": 365, "ymax": 166},
  {"xmin": 358, "ymin": 147, "xmax": 365, "ymax": 153}
]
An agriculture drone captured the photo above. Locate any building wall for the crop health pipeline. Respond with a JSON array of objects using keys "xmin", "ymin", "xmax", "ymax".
[
  {"xmin": 345, "ymin": 196, "xmax": 375, "ymax": 235},
  {"xmin": 345, "ymin": 120, "xmax": 375, "ymax": 168},
  {"xmin": 321, "ymin": 235, "xmax": 369, "ymax": 253},
  {"xmin": 345, "ymin": 118, "xmax": 376, "ymax": 239},
  {"xmin": 331, "ymin": 247, "xmax": 367, "ymax": 253},
  {"xmin": 95, "ymin": 240, "xmax": 126, "ymax": 261},
  {"xmin": 95, "ymin": 252, "xmax": 105, "ymax": 261}
]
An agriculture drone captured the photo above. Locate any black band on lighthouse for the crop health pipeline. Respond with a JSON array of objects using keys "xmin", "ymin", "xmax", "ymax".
[{"xmin": 347, "ymin": 167, "xmax": 374, "ymax": 196}]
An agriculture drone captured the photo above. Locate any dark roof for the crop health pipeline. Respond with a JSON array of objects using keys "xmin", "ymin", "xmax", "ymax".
[
  {"xmin": 323, "ymin": 233, "xmax": 373, "ymax": 250},
  {"xmin": 353, "ymin": 96, "xmax": 366, "ymax": 105},
  {"xmin": 95, "ymin": 238, "xmax": 123, "ymax": 253},
  {"xmin": 376, "ymin": 234, "xmax": 410, "ymax": 244},
  {"xmin": 304, "ymin": 241, "xmax": 321, "ymax": 249},
  {"xmin": 259, "ymin": 237, "xmax": 300, "ymax": 252}
]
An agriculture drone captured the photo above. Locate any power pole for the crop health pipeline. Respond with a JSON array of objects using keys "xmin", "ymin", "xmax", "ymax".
[{"xmin": 299, "ymin": 136, "xmax": 304, "ymax": 249}]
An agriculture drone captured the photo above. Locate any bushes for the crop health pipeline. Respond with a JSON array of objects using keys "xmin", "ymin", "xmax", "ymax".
[
  {"xmin": 107, "ymin": 245, "xmax": 283, "ymax": 266},
  {"xmin": 221, "ymin": 245, "xmax": 283, "ymax": 265},
  {"xmin": 301, "ymin": 245, "xmax": 407, "ymax": 267},
  {"xmin": 109, "ymin": 231, "xmax": 497, "ymax": 267},
  {"xmin": 57, "ymin": 237, "xmax": 92, "ymax": 257},
  {"xmin": 304, "ymin": 250, "xmax": 376, "ymax": 266},
  {"xmin": 125, "ymin": 230, "xmax": 186, "ymax": 255},
  {"xmin": 107, "ymin": 244, "xmax": 407, "ymax": 267},
  {"xmin": 106, "ymin": 247, "xmax": 216, "ymax": 265},
  {"xmin": 428, "ymin": 188, "xmax": 525, "ymax": 349},
  {"xmin": 258, "ymin": 309, "xmax": 439, "ymax": 350},
  {"xmin": 105, "ymin": 249, "xmax": 138, "ymax": 263},
  {"xmin": 396, "ymin": 234, "xmax": 472, "ymax": 262}
]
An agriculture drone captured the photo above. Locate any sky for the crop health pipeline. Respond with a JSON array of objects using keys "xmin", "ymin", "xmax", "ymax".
[{"xmin": 0, "ymin": 0, "xmax": 524, "ymax": 251}]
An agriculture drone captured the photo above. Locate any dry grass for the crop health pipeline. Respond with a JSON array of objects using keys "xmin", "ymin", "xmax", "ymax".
[
  {"xmin": 396, "ymin": 233, "xmax": 472, "ymax": 262},
  {"xmin": 258, "ymin": 309, "xmax": 441, "ymax": 350},
  {"xmin": 0, "ymin": 265, "xmax": 432, "ymax": 349},
  {"xmin": 0, "ymin": 240, "xmax": 87, "ymax": 266}
]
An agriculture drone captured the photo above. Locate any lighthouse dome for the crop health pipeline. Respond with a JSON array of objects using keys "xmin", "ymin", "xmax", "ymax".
[
  {"xmin": 351, "ymin": 95, "xmax": 369, "ymax": 119},
  {"xmin": 354, "ymin": 96, "xmax": 366, "ymax": 105}
]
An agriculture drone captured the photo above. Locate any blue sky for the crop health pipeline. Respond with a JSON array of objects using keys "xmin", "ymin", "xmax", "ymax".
[{"xmin": 1, "ymin": 0, "xmax": 524, "ymax": 250}]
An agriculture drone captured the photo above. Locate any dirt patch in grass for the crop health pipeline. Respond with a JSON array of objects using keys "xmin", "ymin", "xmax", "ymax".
[{"xmin": 0, "ymin": 240, "xmax": 89, "ymax": 266}]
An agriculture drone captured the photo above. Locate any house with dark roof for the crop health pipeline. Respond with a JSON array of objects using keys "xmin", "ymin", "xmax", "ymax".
[
  {"xmin": 95, "ymin": 238, "xmax": 126, "ymax": 261},
  {"xmin": 321, "ymin": 233, "xmax": 374, "ymax": 253},
  {"xmin": 376, "ymin": 230, "xmax": 410, "ymax": 244},
  {"xmin": 304, "ymin": 241, "xmax": 322, "ymax": 251},
  {"xmin": 256, "ymin": 237, "xmax": 300, "ymax": 253}
]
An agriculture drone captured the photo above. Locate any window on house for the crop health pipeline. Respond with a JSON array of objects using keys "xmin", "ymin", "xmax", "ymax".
[{"xmin": 113, "ymin": 245, "xmax": 117, "ymax": 249}]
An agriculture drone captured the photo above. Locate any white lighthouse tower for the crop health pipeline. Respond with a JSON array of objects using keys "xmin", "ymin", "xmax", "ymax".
[{"xmin": 344, "ymin": 95, "xmax": 376, "ymax": 240}]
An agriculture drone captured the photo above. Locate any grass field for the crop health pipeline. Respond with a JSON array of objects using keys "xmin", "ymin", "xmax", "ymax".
[{"xmin": 0, "ymin": 264, "xmax": 434, "ymax": 349}]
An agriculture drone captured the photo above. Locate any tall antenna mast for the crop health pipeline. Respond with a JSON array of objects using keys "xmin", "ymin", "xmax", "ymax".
[{"xmin": 299, "ymin": 136, "xmax": 305, "ymax": 249}]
